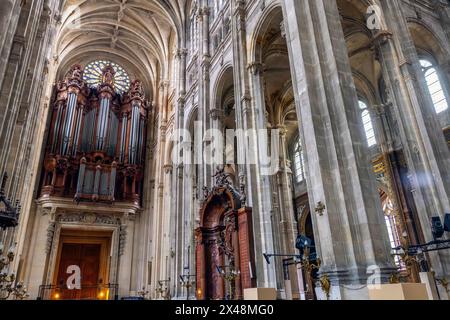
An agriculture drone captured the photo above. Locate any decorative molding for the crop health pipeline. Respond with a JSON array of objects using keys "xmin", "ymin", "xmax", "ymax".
[
  {"xmin": 45, "ymin": 221, "xmax": 56, "ymax": 254},
  {"xmin": 314, "ymin": 201, "xmax": 326, "ymax": 216},
  {"xmin": 56, "ymin": 212, "xmax": 121, "ymax": 225},
  {"xmin": 119, "ymin": 224, "xmax": 127, "ymax": 256}
]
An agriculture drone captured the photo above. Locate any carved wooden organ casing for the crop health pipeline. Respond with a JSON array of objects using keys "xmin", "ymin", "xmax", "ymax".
[{"xmin": 40, "ymin": 64, "xmax": 149, "ymax": 205}]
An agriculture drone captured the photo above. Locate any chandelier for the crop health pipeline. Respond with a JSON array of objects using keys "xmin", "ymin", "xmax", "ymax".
[{"xmin": 0, "ymin": 242, "xmax": 29, "ymax": 300}]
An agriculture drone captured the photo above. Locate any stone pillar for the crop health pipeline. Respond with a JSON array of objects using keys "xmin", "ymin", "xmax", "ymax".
[
  {"xmin": 432, "ymin": 0, "xmax": 450, "ymax": 45},
  {"xmin": 174, "ymin": 48, "xmax": 188, "ymax": 299},
  {"xmin": 9, "ymin": 0, "xmax": 61, "ymax": 278},
  {"xmin": 230, "ymin": 0, "xmax": 277, "ymax": 290},
  {"xmin": 282, "ymin": 0, "xmax": 396, "ymax": 299},
  {"xmin": 374, "ymin": 0, "xmax": 450, "ymax": 280},
  {"xmin": 163, "ymin": 164, "xmax": 176, "ymax": 296},
  {"xmin": 277, "ymin": 126, "xmax": 300, "ymax": 296},
  {"xmin": 0, "ymin": 0, "xmax": 21, "ymax": 90},
  {"xmin": 23, "ymin": 205, "xmax": 52, "ymax": 298},
  {"xmin": 118, "ymin": 218, "xmax": 134, "ymax": 298},
  {"xmin": 277, "ymin": 126, "xmax": 298, "ymax": 255},
  {"xmin": 198, "ymin": 6, "xmax": 212, "ymax": 188},
  {"xmin": 149, "ymin": 81, "xmax": 170, "ymax": 298},
  {"xmin": 247, "ymin": 61, "xmax": 278, "ymax": 290},
  {"xmin": 210, "ymin": 107, "xmax": 224, "ymax": 167}
]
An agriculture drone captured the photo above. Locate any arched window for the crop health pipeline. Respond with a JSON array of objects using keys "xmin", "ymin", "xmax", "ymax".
[
  {"xmin": 293, "ymin": 140, "xmax": 306, "ymax": 183},
  {"xmin": 382, "ymin": 195, "xmax": 405, "ymax": 270},
  {"xmin": 83, "ymin": 60, "xmax": 130, "ymax": 94},
  {"xmin": 189, "ymin": 14, "xmax": 198, "ymax": 56},
  {"xmin": 420, "ymin": 59, "xmax": 449, "ymax": 114},
  {"xmin": 359, "ymin": 100, "xmax": 377, "ymax": 147}
]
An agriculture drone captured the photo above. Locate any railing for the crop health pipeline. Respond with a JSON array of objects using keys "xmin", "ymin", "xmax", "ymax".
[{"xmin": 37, "ymin": 284, "xmax": 119, "ymax": 300}]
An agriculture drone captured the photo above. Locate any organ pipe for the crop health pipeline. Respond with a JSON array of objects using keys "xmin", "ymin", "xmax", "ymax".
[{"xmin": 41, "ymin": 64, "xmax": 149, "ymax": 205}]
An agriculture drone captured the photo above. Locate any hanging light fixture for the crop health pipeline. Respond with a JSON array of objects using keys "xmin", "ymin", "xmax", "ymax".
[
  {"xmin": 0, "ymin": 172, "xmax": 28, "ymax": 300},
  {"xmin": 0, "ymin": 173, "xmax": 20, "ymax": 230}
]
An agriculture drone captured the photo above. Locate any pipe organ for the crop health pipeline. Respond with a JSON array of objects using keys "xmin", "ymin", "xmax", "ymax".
[{"xmin": 40, "ymin": 64, "xmax": 149, "ymax": 205}]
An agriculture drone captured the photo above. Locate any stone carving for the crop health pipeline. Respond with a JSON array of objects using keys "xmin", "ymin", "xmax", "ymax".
[
  {"xmin": 56, "ymin": 212, "xmax": 121, "ymax": 225},
  {"xmin": 102, "ymin": 65, "xmax": 115, "ymax": 85},
  {"xmin": 65, "ymin": 64, "xmax": 83, "ymax": 81},
  {"xmin": 129, "ymin": 79, "xmax": 144, "ymax": 100},
  {"xmin": 314, "ymin": 201, "xmax": 326, "ymax": 216},
  {"xmin": 119, "ymin": 225, "xmax": 127, "ymax": 256},
  {"xmin": 83, "ymin": 213, "xmax": 96, "ymax": 224},
  {"xmin": 41, "ymin": 207, "xmax": 52, "ymax": 216},
  {"xmin": 45, "ymin": 221, "xmax": 56, "ymax": 254},
  {"xmin": 213, "ymin": 166, "xmax": 233, "ymax": 187},
  {"xmin": 239, "ymin": 173, "xmax": 247, "ymax": 207},
  {"xmin": 202, "ymin": 166, "xmax": 245, "ymax": 209}
]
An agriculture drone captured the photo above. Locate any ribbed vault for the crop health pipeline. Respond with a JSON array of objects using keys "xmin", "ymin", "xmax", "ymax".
[{"xmin": 55, "ymin": 0, "xmax": 193, "ymax": 98}]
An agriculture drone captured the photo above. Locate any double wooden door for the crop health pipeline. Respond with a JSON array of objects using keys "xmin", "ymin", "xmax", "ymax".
[{"xmin": 56, "ymin": 243, "xmax": 102, "ymax": 300}]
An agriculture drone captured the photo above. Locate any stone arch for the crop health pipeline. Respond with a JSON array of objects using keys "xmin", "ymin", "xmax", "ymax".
[
  {"xmin": 195, "ymin": 169, "xmax": 255, "ymax": 300},
  {"xmin": 212, "ymin": 64, "xmax": 234, "ymax": 111},
  {"xmin": 407, "ymin": 19, "xmax": 450, "ymax": 62},
  {"xmin": 250, "ymin": 3, "xmax": 284, "ymax": 63}
]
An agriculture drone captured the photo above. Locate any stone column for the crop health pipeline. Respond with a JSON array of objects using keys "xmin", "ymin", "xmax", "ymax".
[
  {"xmin": 9, "ymin": 0, "xmax": 61, "ymax": 278},
  {"xmin": 247, "ymin": 61, "xmax": 279, "ymax": 290},
  {"xmin": 282, "ymin": 0, "xmax": 396, "ymax": 299},
  {"xmin": 23, "ymin": 205, "xmax": 52, "ymax": 298},
  {"xmin": 174, "ymin": 48, "xmax": 188, "ymax": 299},
  {"xmin": 210, "ymin": 107, "xmax": 224, "ymax": 167},
  {"xmin": 374, "ymin": 0, "xmax": 450, "ymax": 280},
  {"xmin": 432, "ymin": 0, "xmax": 450, "ymax": 45},
  {"xmin": 163, "ymin": 164, "xmax": 176, "ymax": 296},
  {"xmin": 198, "ymin": 6, "xmax": 212, "ymax": 188},
  {"xmin": 277, "ymin": 126, "xmax": 298, "ymax": 255},
  {"xmin": 0, "ymin": 0, "xmax": 21, "ymax": 89},
  {"xmin": 277, "ymin": 126, "xmax": 300, "ymax": 297},
  {"xmin": 149, "ymin": 80, "xmax": 170, "ymax": 297},
  {"xmin": 230, "ymin": 0, "xmax": 277, "ymax": 290}
]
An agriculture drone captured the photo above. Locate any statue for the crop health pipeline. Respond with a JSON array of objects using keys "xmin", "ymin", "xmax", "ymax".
[
  {"xmin": 131, "ymin": 80, "xmax": 143, "ymax": 94},
  {"xmin": 102, "ymin": 65, "xmax": 115, "ymax": 85},
  {"xmin": 202, "ymin": 186, "xmax": 210, "ymax": 201},
  {"xmin": 66, "ymin": 64, "xmax": 83, "ymax": 80},
  {"xmin": 239, "ymin": 173, "xmax": 246, "ymax": 207},
  {"xmin": 213, "ymin": 165, "xmax": 233, "ymax": 187}
]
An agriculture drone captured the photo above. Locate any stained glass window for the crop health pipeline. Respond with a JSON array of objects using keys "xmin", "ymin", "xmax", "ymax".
[
  {"xmin": 359, "ymin": 100, "xmax": 377, "ymax": 147},
  {"xmin": 293, "ymin": 140, "xmax": 306, "ymax": 183},
  {"xmin": 420, "ymin": 59, "xmax": 448, "ymax": 114},
  {"xmin": 83, "ymin": 60, "xmax": 131, "ymax": 94},
  {"xmin": 382, "ymin": 196, "xmax": 405, "ymax": 270}
]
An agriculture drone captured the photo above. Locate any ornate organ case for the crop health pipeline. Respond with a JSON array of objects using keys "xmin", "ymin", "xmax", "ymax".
[{"xmin": 40, "ymin": 64, "xmax": 149, "ymax": 205}]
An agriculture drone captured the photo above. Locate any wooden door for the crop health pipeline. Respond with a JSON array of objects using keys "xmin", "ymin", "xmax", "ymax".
[{"xmin": 55, "ymin": 243, "xmax": 101, "ymax": 300}]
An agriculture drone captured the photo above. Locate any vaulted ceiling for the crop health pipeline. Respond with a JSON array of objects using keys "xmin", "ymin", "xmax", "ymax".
[{"xmin": 56, "ymin": 0, "xmax": 193, "ymax": 97}]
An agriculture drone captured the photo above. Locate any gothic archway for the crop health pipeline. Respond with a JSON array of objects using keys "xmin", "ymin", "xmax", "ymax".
[{"xmin": 195, "ymin": 168, "xmax": 256, "ymax": 300}]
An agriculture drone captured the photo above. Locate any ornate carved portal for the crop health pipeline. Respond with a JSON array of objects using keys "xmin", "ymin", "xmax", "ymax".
[{"xmin": 196, "ymin": 170, "xmax": 256, "ymax": 300}]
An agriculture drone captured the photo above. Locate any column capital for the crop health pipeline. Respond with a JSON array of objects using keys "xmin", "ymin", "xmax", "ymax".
[
  {"xmin": 371, "ymin": 102, "xmax": 392, "ymax": 116},
  {"xmin": 274, "ymin": 125, "xmax": 288, "ymax": 136},
  {"xmin": 159, "ymin": 80, "xmax": 170, "ymax": 90},
  {"xmin": 176, "ymin": 48, "xmax": 188, "ymax": 59},
  {"xmin": 247, "ymin": 61, "xmax": 264, "ymax": 76},
  {"xmin": 199, "ymin": 7, "xmax": 210, "ymax": 16},
  {"xmin": 164, "ymin": 164, "xmax": 173, "ymax": 174},
  {"xmin": 209, "ymin": 108, "xmax": 224, "ymax": 121},
  {"xmin": 369, "ymin": 30, "xmax": 393, "ymax": 49}
]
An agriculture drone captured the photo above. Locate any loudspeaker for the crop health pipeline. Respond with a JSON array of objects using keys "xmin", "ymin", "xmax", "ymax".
[
  {"xmin": 444, "ymin": 213, "xmax": 450, "ymax": 232},
  {"xmin": 263, "ymin": 253, "xmax": 271, "ymax": 265},
  {"xmin": 431, "ymin": 216, "xmax": 445, "ymax": 239},
  {"xmin": 296, "ymin": 235, "xmax": 312, "ymax": 250}
]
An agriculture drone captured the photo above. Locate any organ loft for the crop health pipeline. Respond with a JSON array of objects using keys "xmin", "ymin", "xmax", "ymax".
[{"xmin": 41, "ymin": 64, "xmax": 148, "ymax": 205}]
